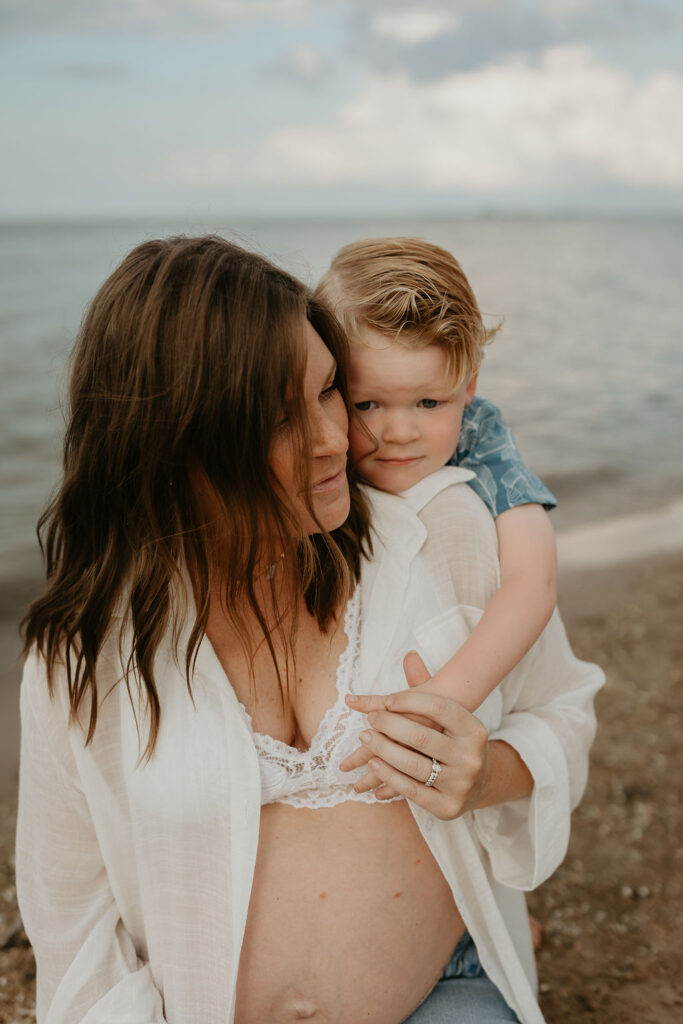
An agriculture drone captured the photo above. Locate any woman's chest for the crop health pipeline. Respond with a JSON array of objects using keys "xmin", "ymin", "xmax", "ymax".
[{"xmin": 207, "ymin": 602, "xmax": 352, "ymax": 750}]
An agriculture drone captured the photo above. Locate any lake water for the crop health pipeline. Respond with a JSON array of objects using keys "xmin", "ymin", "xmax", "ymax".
[{"xmin": 1, "ymin": 214, "xmax": 682, "ymax": 604}]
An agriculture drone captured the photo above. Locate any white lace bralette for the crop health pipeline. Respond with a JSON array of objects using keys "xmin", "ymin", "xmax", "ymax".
[{"xmin": 238, "ymin": 587, "xmax": 402, "ymax": 808}]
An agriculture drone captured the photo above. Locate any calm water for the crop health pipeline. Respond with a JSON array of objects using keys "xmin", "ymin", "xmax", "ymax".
[{"xmin": 1, "ymin": 215, "xmax": 682, "ymax": 599}]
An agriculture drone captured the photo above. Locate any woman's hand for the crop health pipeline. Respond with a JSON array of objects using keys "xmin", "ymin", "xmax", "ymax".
[{"xmin": 340, "ymin": 652, "xmax": 492, "ymax": 820}]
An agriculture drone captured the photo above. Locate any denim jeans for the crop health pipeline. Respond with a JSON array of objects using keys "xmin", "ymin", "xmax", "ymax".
[{"xmin": 402, "ymin": 932, "xmax": 521, "ymax": 1023}]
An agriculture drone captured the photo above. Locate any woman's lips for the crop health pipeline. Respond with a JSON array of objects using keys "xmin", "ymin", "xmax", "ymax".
[{"xmin": 312, "ymin": 467, "xmax": 347, "ymax": 493}]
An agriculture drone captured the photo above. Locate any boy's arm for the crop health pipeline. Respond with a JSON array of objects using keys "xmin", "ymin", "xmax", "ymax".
[
  {"xmin": 429, "ymin": 503, "xmax": 557, "ymax": 709},
  {"xmin": 345, "ymin": 502, "xmax": 557, "ymax": 798}
]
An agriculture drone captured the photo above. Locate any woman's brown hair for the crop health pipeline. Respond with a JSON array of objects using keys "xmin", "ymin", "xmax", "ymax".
[{"xmin": 22, "ymin": 235, "xmax": 372, "ymax": 759}]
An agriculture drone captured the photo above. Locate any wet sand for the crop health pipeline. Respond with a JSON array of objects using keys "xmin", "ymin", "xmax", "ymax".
[{"xmin": 1, "ymin": 547, "xmax": 682, "ymax": 1023}]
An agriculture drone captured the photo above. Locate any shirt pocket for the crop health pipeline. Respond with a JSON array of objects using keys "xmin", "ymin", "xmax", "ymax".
[{"xmin": 413, "ymin": 605, "xmax": 503, "ymax": 733}]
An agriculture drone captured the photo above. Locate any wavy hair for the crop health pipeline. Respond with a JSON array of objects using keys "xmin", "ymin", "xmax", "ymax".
[
  {"xmin": 315, "ymin": 236, "xmax": 500, "ymax": 387},
  {"xmin": 22, "ymin": 235, "xmax": 372, "ymax": 759}
]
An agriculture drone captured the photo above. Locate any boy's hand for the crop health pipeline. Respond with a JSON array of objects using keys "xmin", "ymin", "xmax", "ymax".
[{"xmin": 340, "ymin": 651, "xmax": 448, "ymax": 799}]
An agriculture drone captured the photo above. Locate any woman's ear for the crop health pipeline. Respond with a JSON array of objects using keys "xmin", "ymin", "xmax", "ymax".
[{"xmin": 465, "ymin": 372, "xmax": 478, "ymax": 406}]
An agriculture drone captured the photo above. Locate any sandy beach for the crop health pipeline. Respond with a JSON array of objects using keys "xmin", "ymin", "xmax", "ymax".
[{"xmin": 1, "ymin": 518, "xmax": 682, "ymax": 1023}]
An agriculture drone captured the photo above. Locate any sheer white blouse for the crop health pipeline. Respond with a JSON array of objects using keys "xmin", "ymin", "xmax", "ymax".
[{"xmin": 16, "ymin": 467, "xmax": 604, "ymax": 1024}]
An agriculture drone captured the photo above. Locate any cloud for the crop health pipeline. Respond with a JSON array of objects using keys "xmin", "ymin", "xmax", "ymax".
[
  {"xmin": 171, "ymin": 46, "xmax": 683, "ymax": 191},
  {"xmin": 349, "ymin": 0, "xmax": 683, "ymax": 81},
  {"xmin": 371, "ymin": 7, "xmax": 461, "ymax": 46}
]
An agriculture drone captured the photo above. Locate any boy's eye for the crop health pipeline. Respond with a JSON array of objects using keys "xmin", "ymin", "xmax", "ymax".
[
  {"xmin": 354, "ymin": 400, "xmax": 375, "ymax": 412},
  {"xmin": 418, "ymin": 398, "xmax": 440, "ymax": 409}
]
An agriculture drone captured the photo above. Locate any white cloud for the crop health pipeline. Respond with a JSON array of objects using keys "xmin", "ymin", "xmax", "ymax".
[
  {"xmin": 371, "ymin": 7, "xmax": 461, "ymax": 45},
  {"xmin": 175, "ymin": 45, "xmax": 683, "ymax": 191}
]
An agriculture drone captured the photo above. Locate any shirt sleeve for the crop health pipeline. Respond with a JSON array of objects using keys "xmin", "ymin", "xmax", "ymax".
[
  {"xmin": 451, "ymin": 396, "xmax": 557, "ymax": 518},
  {"xmin": 469, "ymin": 610, "xmax": 604, "ymax": 890},
  {"xmin": 15, "ymin": 652, "xmax": 167, "ymax": 1024},
  {"xmin": 417, "ymin": 482, "xmax": 603, "ymax": 892}
]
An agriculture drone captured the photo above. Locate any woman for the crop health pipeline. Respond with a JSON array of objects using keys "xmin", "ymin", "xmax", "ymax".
[{"xmin": 17, "ymin": 235, "xmax": 602, "ymax": 1024}]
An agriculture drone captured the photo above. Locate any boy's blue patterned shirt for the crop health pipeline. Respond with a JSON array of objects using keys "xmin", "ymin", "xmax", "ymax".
[{"xmin": 450, "ymin": 396, "xmax": 556, "ymax": 518}]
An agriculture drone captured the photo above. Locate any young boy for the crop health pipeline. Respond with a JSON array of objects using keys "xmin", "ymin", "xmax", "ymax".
[{"xmin": 316, "ymin": 237, "xmax": 557, "ymax": 794}]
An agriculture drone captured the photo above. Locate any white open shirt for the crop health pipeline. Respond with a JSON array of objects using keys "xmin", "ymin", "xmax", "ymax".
[{"xmin": 16, "ymin": 467, "xmax": 604, "ymax": 1024}]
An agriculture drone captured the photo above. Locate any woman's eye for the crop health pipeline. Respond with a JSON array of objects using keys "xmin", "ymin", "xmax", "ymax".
[
  {"xmin": 418, "ymin": 399, "xmax": 440, "ymax": 409},
  {"xmin": 321, "ymin": 381, "xmax": 339, "ymax": 399},
  {"xmin": 275, "ymin": 406, "xmax": 291, "ymax": 431},
  {"xmin": 353, "ymin": 400, "xmax": 374, "ymax": 412}
]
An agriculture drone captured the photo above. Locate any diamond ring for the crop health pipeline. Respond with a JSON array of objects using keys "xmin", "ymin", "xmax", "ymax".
[{"xmin": 424, "ymin": 757, "xmax": 442, "ymax": 788}]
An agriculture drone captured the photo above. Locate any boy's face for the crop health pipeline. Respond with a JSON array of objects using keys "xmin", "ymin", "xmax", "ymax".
[{"xmin": 348, "ymin": 327, "xmax": 477, "ymax": 493}]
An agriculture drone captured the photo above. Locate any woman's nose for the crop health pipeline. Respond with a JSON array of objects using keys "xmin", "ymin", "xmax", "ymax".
[
  {"xmin": 381, "ymin": 411, "xmax": 420, "ymax": 444},
  {"xmin": 312, "ymin": 404, "xmax": 349, "ymax": 458}
]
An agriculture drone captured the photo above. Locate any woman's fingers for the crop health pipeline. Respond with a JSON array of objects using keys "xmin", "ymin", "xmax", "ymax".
[
  {"xmin": 351, "ymin": 768, "xmax": 382, "ymax": 793},
  {"xmin": 344, "ymin": 684, "xmax": 491, "ymax": 819},
  {"xmin": 342, "ymin": 710, "xmax": 448, "ymax": 784},
  {"xmin": 347, "ymin": 689, "xmax": 474, "ymax": 738},
  {"xmin": 366, "ymin": 757, "xmax": 445, "ymax": 814},
  {"xmin": 345, "ymin": 693, "xmax": 393, "ymax": 714},
  {"xmin": 362, "ymin": 710, "xmax": 454, "ymax": 764},
  {"xmin": 374, "ymin": 783, "xmax": 400, "ymax": 800},
  {"xmin": 342, "ymin": 660, "xmax": 489, "ymax": 815},
  {"xmin": 339, "ymin": 742, "xmax": 374, "ymax": 773},
  {"xmin": 340, "ymin": 703, "xmax": 439, "ymax": 773},
  {"xmin": 368, "ymin": 752, "xmax": 489, "ymax": 820},
  {"xmin": 358, "ymin": 726, "xmax": 437, "ymax": 784}
]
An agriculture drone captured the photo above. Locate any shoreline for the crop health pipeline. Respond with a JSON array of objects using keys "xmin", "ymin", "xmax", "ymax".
[{"xmin": 556, "ymin": 497, "xmax": 683, "ymax": 573}]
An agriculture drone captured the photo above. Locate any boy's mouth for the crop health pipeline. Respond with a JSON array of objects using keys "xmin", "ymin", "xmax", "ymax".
[{"xmin": 375, "ymin": 456, "xmax": 424, "ymax": 466}]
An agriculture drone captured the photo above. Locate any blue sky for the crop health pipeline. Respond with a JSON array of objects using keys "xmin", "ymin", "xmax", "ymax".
[{"xmin": 2, "ymin": 0, "xmax": 682, "ymax": 218}]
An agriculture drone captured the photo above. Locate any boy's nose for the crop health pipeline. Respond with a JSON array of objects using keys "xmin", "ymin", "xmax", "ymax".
[{"xmin": 382, "ymin": 412, "xmax": 420, "ymax": 444}]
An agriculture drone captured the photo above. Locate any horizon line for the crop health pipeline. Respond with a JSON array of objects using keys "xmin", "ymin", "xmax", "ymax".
[{"xmin": 2, "ymin": 207, "xmax": 683, "ymax": 227}]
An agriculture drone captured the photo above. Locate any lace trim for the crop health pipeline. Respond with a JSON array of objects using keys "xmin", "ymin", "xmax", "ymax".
[{"xmin": 238, "ymin": 589, "xmax": 402, "ymax": 808}]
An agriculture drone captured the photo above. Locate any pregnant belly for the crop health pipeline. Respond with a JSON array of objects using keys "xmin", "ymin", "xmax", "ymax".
[{"xmin": 234, "ymin": 800, "xmax": 465, "ymax": 1024}]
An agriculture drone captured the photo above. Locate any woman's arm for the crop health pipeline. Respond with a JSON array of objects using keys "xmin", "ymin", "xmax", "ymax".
[{"xmin": 16, "ymin": 652, "xmax": 166, "ymax": 1024}]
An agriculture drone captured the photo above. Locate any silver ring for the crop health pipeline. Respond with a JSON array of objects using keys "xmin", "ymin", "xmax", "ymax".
[{"xmin": 425, "ymin": 757, "xmax": 442, "ymax": 788}]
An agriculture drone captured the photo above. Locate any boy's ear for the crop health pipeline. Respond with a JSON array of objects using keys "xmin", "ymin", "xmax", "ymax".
[{"xmin": 465, "ymin": 372, "xmax": 478, "ymax": 406}]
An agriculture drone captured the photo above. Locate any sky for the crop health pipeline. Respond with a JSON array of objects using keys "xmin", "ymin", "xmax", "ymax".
[{"xmin": 2, "ymin": 0, "xmax": 683, "ymax": 218}]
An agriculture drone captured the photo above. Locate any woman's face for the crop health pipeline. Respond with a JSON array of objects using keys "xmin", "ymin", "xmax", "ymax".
[{"xmin": 269, "ymin": 321, "xmax": 350, "ymax": 535}]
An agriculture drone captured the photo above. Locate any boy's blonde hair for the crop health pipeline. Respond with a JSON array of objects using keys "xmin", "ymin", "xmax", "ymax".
[{"xmin": 316, "ymin": 237, "xmax": 499, "ymax": 388}]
